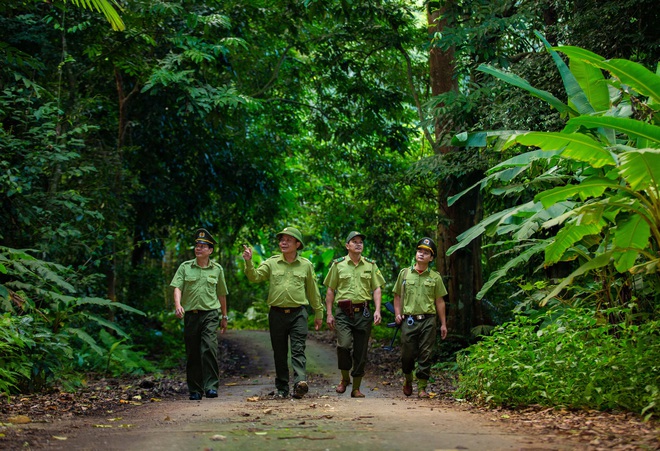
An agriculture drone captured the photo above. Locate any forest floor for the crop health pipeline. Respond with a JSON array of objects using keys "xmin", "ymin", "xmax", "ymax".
[{"xmin": 0, "ymin": 329, "xmax": 658, "ymax": 450}]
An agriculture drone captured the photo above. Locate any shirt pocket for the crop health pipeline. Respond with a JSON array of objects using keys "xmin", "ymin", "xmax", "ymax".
[
  {"xmin": 360, "ymin": 272, "xmax": 373, "ymax": 293},
  {"xmin": 272, "ymin": 270, "xmax": 285, "ymax": 284},
  {"xmin": 185, "ymin": 274, "xmax": 199, "ymax": 282},
  {"xmin": 423, "ymin": 279, "xmax": 436, "ymax": 295},
  {"xmin": 292, "ymin": 272, "xmax": 306, "ymax": 288},
  {"xmin": 403, "ymin": 278, "xmax": 416, "ymax": 297},
  {"xmin": 205, "ymin": 275, "xmax": 218, "ymax": 296}
]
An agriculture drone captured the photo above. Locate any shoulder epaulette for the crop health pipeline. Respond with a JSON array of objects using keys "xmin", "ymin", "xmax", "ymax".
[
  {"xmin": 332, "ymin": 256, "xmax": 345, "ymax": 264},
  {"xmin": 363, "ymin": 257, "xmax": 375, "ymax": 264}
]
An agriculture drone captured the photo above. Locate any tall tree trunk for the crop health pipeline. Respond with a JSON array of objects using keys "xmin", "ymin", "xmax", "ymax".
[
  {"xmin": 428, "ymin": 1, "xmax": 484, "ymax": 340},
  {"xmin": 106, "ymin": 69, "xmax": 139, "ymax": 302}
]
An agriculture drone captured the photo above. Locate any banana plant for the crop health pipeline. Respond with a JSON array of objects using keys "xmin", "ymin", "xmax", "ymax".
[{"xmin": 449, "ymin": 34, "xmax": 660, "ymax": 307}]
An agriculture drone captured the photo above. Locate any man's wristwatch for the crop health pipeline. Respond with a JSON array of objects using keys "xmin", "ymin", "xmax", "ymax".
[{"xmin": 221, "ymin": 315, "xmax": 229, "ymax": 320}]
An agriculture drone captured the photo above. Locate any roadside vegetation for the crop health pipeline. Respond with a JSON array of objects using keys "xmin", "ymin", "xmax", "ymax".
[{"xmin": 1, "ymin": 0, "xmax": 658, "ymax": 426}]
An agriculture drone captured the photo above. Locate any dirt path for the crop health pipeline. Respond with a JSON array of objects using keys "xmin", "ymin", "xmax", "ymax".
[{"xmin": 5, "ymin": 329, "xmax": 587, "ymax": 451}]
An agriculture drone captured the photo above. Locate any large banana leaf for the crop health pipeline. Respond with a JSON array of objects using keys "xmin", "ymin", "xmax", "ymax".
[
  {"xmin": 477, "ymin": 65, "xmax": 578, "ymax": 116},
  {"xmin": 535, "ymin": 177, "xmax": 620, "ymax": 208},
  {"xmin": 618, "ymin": 149, "xmax": 660, "ymax": 191},
  {"xmin": 568, "ymin": 57, "xmax": 610, "ymax": 113},
  {"xmin": 613, "ymin": 215, "xmax": 652, "ymax": 272},
  {"xmin": 545, "ymin": 221, "xmax": 606, "ymax": 264},
  {"xmin": 476, "ymin": 241, "xmax": 549, "ymax": 300},
  {"xmin": 535, "ymin": 32, "xmax": 593, "ymax": 115},
  {"xmin": 511, "ymin": 132, "xmax": 617, "ymax": 168},
  {"xmin": 447, "ymin": 149, "xmax": 562, "ymax": 207},
  {"xmin": 447, "ymin": 201, "xmax": 537, "ymax": 255},
  {"xmin": 451, "ymin": 130, "xmax": 521, "ymax": 148},
  {"xmin": 556, "ymin": 47, "xmax": 660, "ymax": 104},
  {"xmin": 540, "ymin": 252, "xmax": 613, "ymax": 305},
  {"xmin": 565, "ymin": 117, "xmax": 660, "ymax": 147}
]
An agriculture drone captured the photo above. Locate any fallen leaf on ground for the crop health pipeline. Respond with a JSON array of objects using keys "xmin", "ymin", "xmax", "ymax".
[
  {"xmin": 8, "ymin": 415, "xmax": 31, "ymax": 424},
  {"xmin": 52, "ymin": 436, "xmax": 67, "ymax": 440},
  {"xmin": 211, "ymin": 435, "xmax": 226, "ymax": 441},
  {"xmin": 247, "ymin": 396, "xmax": 259, "ymax": 402}
]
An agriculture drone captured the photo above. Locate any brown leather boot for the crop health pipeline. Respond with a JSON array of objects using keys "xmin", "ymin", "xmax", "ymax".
[
  {"xmin": 403, "ymin": 381, "xmax": 412, "ymax": 397},
  {"xmin": 336, "ymin": 380, "xmax": 350, "ymax": 394},
  {"xmin": 350, "ymin": 389, "xmax": 365, "ymax": 398}
]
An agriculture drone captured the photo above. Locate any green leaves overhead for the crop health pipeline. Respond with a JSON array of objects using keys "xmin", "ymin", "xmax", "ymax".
[{"xmin": 61, "ymin": 0, "xmax": 125, "ymax": 31}]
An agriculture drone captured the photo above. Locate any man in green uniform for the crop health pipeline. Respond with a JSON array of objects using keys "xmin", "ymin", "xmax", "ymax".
[
  {"xmin": 242, "ymin": 226, "xmax": 324, "ymax": 399},
  {"xmin": 393, "ymin": 237, "xmax": 448, "ymax": 398},
  {"xmin": 324, "ymin": 231, "xmax": 385, "ymax": 398},
  {"xmin": 171, "ymin": 228, "xmax": 229, "ymax": 401}
]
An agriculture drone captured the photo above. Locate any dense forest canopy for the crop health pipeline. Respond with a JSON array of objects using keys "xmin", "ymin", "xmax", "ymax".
[{"xmin": 1, "ymin": 0, "xmax": 659, "ymax": 415}]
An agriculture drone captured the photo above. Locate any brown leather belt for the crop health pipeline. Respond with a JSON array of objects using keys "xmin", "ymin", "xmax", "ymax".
[
  {"xmin": 351, "ymin": 302, "xmax": 366, "ymax": 312},
  {"xmin": 404, "ymin": 314, "xmax": 435, "ymax": 321},
  {"xmin": 271, "ymin": 306, "xmax": 303, "ymax": 314}
]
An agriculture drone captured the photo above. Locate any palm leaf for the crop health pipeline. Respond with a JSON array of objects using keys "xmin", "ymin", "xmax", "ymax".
[{"xmin": 61, "ymin": 0, "xmax": 125, "ymax": 31}]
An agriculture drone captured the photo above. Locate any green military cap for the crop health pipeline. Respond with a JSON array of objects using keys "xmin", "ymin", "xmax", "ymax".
[
  {"xmin": 195, "ymin": 228, "xmax": 216, "ymax": 247},
  {"xmin": 417, "ymin": 236, "xmax": 437, "ymax": 257},
  {"xmin": 276, "ymin": 226, "xmax": 305, "ymax": 249},
  {"xmin": 345, "ymin": 231, "xmax": 366, "ymax": 243}
]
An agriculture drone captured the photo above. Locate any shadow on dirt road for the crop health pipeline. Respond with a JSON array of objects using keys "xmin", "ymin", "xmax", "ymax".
[{"xmin": 7, "ymin": 330, "xmax": 581, "ymax": 450}]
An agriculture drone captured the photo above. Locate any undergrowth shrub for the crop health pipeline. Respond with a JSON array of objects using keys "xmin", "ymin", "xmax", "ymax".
[{"xmin": 455, "ymin": 308, "xmax": 660, "ymax": 419}]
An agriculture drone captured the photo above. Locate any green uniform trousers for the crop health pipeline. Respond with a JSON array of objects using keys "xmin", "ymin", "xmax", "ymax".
[
  {"xmin": 335, "ymin": 308, "xmax": 372, "ymax": 378},
  {"xmin": 401, "ymin": 316, "xmax": 437, "ymax": 381},
  {"xmin": 184, "ymin": 309, "xmax": 220, "ymax": 395},
  {"xmin": 268, "ymin": 306, "xmax": 309, "ymax": 394}
]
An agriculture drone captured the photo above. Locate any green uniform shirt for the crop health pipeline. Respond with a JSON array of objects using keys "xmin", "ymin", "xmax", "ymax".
[
  {"xmin": 170, "ymin": 259, "xmax": 228, "ymax": 310},
  {"xmin": 323, "ymin": 256, "xmax": 385, "ymax": 303},
  {"xmin": 245, "ymin": 254, "xmax": 324, "ymax": 320},
  {"xmin": 393, "ymin": 266, "xmax": 447, "ymax": 315}
]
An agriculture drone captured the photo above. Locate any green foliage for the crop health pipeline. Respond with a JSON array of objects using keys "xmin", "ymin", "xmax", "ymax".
[
  {"xmin": 0, "ymin": 246, "xmax": 151, "ymax": 392},
  {"xmin": 0, "ymin": 314, "xmax": 32, "ymax": 394},
  {"xmin": 60, "ymin": 0, "xmax": 125, "ymax": 31},
  {"xmin": 456, "ymin": 308, "xmax": 660, "ymax": 419},
  {"xmin": 450, "ymin": 41, "xmax": 660, "ymax": 311}
]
